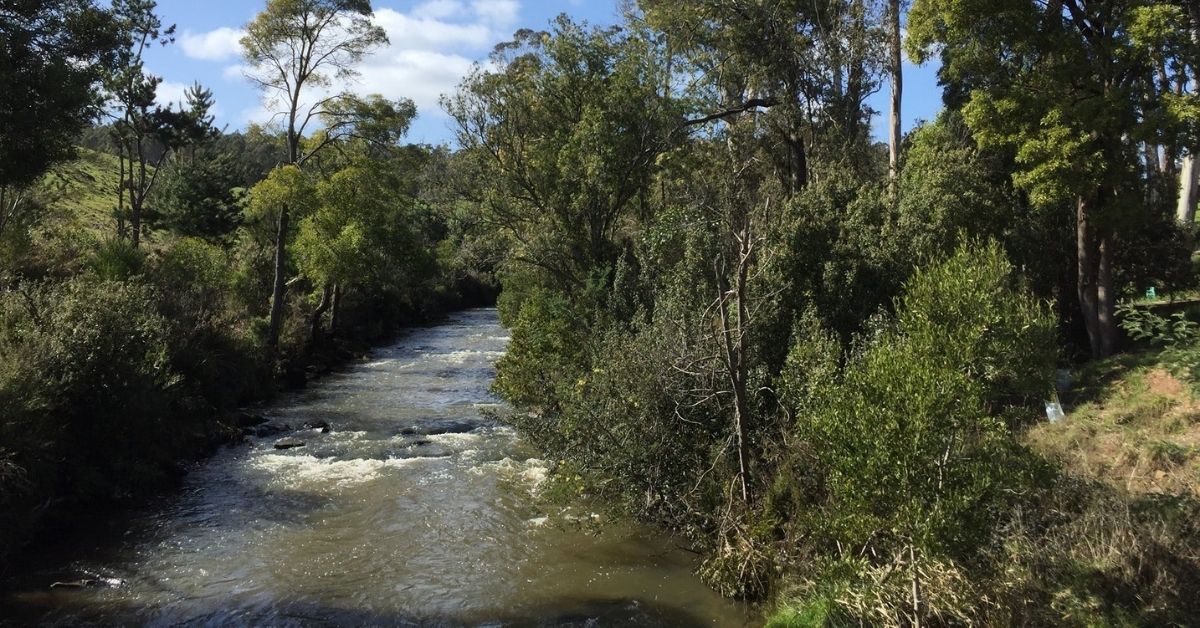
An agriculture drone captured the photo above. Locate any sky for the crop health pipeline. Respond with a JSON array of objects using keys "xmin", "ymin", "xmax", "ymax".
[{"xmin": 144, "ymin": 0, "xmax": 944, "ymax": 146}]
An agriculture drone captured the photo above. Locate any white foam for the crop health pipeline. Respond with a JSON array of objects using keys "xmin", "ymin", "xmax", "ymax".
[
  {"xmin": 246, "ymin": 453, "xmax": 427, "ymax": 491},
  {"xmin": 442, "ymin": 350, "xmax": 506, "ymax": 364},
  {"xmin": 426, "ymin": 432, "xmax": 484, "ymax": 447},
  {"xmin": 470, "ymin": 457, "xmax": 549, "ymax": 492}
]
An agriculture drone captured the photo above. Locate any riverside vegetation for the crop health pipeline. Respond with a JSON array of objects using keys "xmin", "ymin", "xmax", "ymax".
[{"xmin": 2, "ymin": 0, "xmax": 1200, "ymax": 625}]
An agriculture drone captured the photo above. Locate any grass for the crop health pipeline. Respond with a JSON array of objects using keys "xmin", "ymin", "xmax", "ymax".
[
  {"xmin": 1027, "ymin": 350, "xmax": 1200, "ymax": 498},
  {"xmin": 33, "ymin": 147, "xmax": 124, "ymax": 236},
  {"xmin": 765, "ymin": 346, "xmax": 1200, "ymax": 626}
]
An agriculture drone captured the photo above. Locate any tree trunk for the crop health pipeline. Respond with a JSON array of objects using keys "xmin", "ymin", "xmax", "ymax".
[
  {"xmin": 1181, "ymin": 16, "xmax": 1200, "ymax": 223},
  {"xmin": 330, "ymin": 284, "xmax": 342, "ymax": 335},
  {"xmin": 309, "ymin": 281, "xmax": 333, "ymax": 347},
  {"xmin": 1077, "ymin": 193, "xmax": 1117, "ymax": 358},
  {"xmin": 266, "ymin": 204, "xmax": 290, "ymax": 350},
  {"xmin": 888, "ymin": 0, "xmax": 903, "ymax": 180},
  {"xmin": 715, "ymin": 220, "xmax": 753, "ymax": 503},
  {"xmin": 1178, "ymin": 150, "xmax": 1198, "ymax": 224},
  {"xmin": 1097, "ymin": 232, "xmax": 1117, "ymax": 356}
]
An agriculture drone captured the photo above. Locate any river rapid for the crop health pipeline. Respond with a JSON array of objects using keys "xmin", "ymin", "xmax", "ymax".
[{"xmin": 1, "ymin": 309, "xmax": 752, "ymax": 627}]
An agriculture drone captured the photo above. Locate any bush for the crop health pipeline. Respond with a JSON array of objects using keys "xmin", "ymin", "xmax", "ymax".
[
  {"xmin": 0, "ymin": 277, "xmax": 182, "ymax": 507},
  {"xmin": 772, "ymin": 241, "xmax": 1057, "ymax": 620}
]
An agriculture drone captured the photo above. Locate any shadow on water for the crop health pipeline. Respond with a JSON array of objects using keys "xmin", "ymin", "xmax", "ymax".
[{"xmin": 3, "ymin": 595, "xmax": 724, "ymax": 627}]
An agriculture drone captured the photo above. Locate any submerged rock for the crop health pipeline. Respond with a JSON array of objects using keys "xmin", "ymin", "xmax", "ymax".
[
  {"xmin": 301, "ymin": 419, "xmax": 332, "ymax": 433},
  {"xmin": 273, "ymin": 437, "xmax": 306, "ymax": 450}
]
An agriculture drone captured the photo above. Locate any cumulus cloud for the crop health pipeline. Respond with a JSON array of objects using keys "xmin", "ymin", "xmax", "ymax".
[
  {"xmin": 372, "ymin": 8, "xmax": 492, "ymax": 50},
  {"xmin": 356, "ymin": 50, "xmax": 476, "ymax": 112},
  {"xmin": 155, "ymin": 80, "xmax": 191, "ymax": 109},
  {"xmin": 181, "ymin": 27, "xmax": 245, "ymax": 61},
  {"xmin": 198, "ymin": 1, "xmax": 524, "ymax": 127},
  {"xmin": 471, "ymin": 0, "xmax": 518, "ymax": 26}
]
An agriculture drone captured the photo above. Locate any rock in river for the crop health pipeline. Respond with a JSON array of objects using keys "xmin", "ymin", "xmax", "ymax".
[
  {"xmin": 301, "ymin": 419, "xmax": 331, "ymax": 433},
  {"xmin": 273, "ymin": 437, "xmax": 306, "ymax": 450}
]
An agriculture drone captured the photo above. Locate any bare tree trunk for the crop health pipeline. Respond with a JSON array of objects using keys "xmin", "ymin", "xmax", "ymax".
[
  {"xmin": 715, "ymin": 219, "xmax": 753, "ymax": 503},
  {"xmin": 309, "ymin": 281, "xmax": 333, "ymax": 347},
  {"xmin": 1178, "ymin": 150, "xmax": 1198, "ymax": 224},
  {"xmin": 1097, "ymin": 233, "xmax": 1117, "ymax": 356},
  {"xmin": 1180, "ymin": 18, "xmax": 1200, "ymax": 223},
  {"xmin": 131, "ymin": 136, "xmax": 146, "ymax": 249},
  {"xmin": 266, "ymin": 124, "xmax": 302, "ymax": 352},
  {"xmin": 330, "ymin": 284, "xmax": 342, "ymax": 335},
  {"xmin": 888, "ymin": 0, "xmax": 903, "ymax": 180},
  {"xmin": 1077, "ymin": 195, "xmax": 1101, "ymax": 358},
  {"xmin": 266, "ymin": 204, "xmax": 290, "ymax": 350}
]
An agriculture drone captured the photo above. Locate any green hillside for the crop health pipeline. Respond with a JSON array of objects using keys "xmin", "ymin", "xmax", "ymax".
[{"xmin": 34, "ymin": 147, "xmax": 124, "ymax": 237}]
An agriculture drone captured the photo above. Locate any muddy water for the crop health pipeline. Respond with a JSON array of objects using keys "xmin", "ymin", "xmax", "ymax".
[{"xmin": 1, "ymin": 309, "xmax": 753, "ymax": 626}]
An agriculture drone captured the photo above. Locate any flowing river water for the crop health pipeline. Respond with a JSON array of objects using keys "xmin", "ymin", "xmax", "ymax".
[{"xmin": 1, "ymin": 309, "xmax": 753, "ymax": 626}]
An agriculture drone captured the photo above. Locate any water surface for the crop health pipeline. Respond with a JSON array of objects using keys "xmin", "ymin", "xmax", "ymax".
[{"xmin": 1, "ymin": 309, "xmax": 751, "ymax": 626}]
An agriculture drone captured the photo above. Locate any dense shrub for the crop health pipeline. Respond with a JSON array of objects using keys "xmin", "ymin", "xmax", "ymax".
[
  {"xmin": 772, "ymin": 241, "xmax": 1058, "ymax": 621},
  {"xmin": 0, "ymin": 278, "xmax": 179, "ymax": 508}
]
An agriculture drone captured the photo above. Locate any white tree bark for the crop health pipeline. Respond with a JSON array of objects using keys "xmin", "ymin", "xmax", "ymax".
[{"xmin": 1178, "ymin": 152, "xmax": 1198, "ymax": 224}]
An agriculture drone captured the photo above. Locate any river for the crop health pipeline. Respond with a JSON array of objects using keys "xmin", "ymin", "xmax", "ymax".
[{"xmin": 1, "ymin": 308, "xmax": 753, "ymax": 626}]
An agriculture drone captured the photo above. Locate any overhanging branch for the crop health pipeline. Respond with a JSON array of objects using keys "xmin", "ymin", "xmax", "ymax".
[{"xmin": 682, "ymin": 98, "xmax": 778, "ymax": 127}]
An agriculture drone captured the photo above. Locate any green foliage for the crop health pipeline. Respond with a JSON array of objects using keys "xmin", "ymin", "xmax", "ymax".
[
  {"xmin": 0, "ymin": 0, "xmax": 121, "ymax": 188},
  {"xmin": 445, "ymin": 15, "xmax": 679, "ymax": 292},
  {"xmin": 153, "ymin": 151, "xmax": 243, "ymax": 242},
  {"xmin": 787, "ymin": 242, "xmax": 1056, "ymax": 557},
  {"xmin": 1118, "ymin": 305, "xmax": 1200, "ymax": 383},
  {"xmin": 0, "ymin": 278, "xmax": 178, "ymax": 502},
  {"xmin": 88, "ymin": 237, "xmax": 145, "ymax": 280}
]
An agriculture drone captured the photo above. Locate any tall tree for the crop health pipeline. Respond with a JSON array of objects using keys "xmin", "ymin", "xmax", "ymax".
[
  {"xmin": 1176, "ymin": 1, "xmax": 1200, "ymax": 223},
  {"xmin": 104, "ymin": 0, "xmax": 189, "ymax": 248},
  {"xmin": 239, "ymin": 0, "xmax": 387, "ymax": 351},
  {"xmin": 445, "ymin": 17, "xmax": 678, "ymax": 292},
  {"xmin": 908, "ymin": 0, "xmax": 1163, "ymax": 358},
  {"xmin": 0, "ymin": 0, "xmax": 120, "ymax": 189},
  {"xmin": 888, "ymin": 0, "xmax": 904, "ymax": 180},
  {"xmin": 641, "ymin": 0, "xmax": 886, "ymax": 195}
]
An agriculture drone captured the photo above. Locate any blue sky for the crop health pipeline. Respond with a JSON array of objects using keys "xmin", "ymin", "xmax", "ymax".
[{"xmin": 144, "ymin": 0, "xmax": 943, "ymax": 146}]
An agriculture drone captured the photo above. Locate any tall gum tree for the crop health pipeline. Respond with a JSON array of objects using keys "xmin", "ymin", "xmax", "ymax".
[
  {"xmin": 240, "ymin": 0, "xmax": 387, "ymax": 351},
  {"xmin": 641, "ymin": 0, "xmax": 886, "ymax": 196},
  {"xmin": 908, "ymin": 0, "xmax": 1163, "ymax": 358}
]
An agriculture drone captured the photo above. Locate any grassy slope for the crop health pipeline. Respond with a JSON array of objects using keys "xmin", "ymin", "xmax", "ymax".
[
  {"xmin": 1028, "ymin": 351, "xmax": 1200, "ymax": 497},
  {"xmin": 34, "ymin": 147, "xmax": 123, "ymax": 236}
]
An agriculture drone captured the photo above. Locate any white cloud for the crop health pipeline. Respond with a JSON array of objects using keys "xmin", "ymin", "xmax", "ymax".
[
  {"xmin": 373, "ymin": 8, "xmax": 492, "ymax": 50},
  {"xmin": 231, "ymin": 1, "xmax": 522, "ymax": 127},
  {"xmin": 471, "ymin": 0, "xmax": 518, "ymax": 26},
  {"xmin": 156, "ymin": 80, "xmax": 191, "ymax": 108},
  {"xmin": 180, "ymin": 27, "xmax": 245, "ymax": 61},
  {"xmin": 357, "ymin": 50, "xmax": 476, "ymax": 113},
  {"xmin": 413, "ymin": 0, "xmax": 467, "ymax": 20}
]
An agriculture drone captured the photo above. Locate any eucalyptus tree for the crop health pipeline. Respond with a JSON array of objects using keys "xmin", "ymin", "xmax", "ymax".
[
  {"xmin": 888, "ymin": 0, "xmax": 904, "ymax": 179},
  {"xmin": 640, "ymin": 0, "xmax": 887, "ymax": 195},
  {"xmin": 239, "ymin": 0, "xmax": 387, "ymax": 350},
  {"xmin": 445, "ymin": 17, "xmax": 680, "ymax": 294},
  {"xmin": 908, "ymin": 0, "xmax": 1175, "ymax": 358}
]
